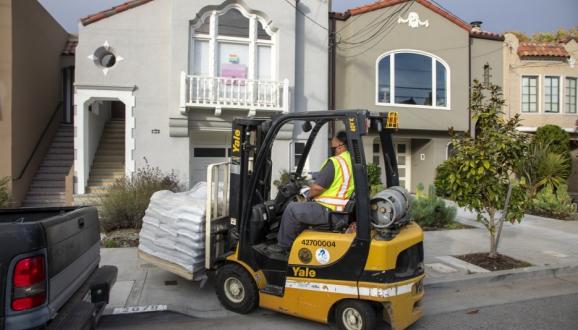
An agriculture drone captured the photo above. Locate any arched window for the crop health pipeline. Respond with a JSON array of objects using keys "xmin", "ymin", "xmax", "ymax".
[
  {"xmin": 376, "ymin": 50, "xmax": 449, "ymax": 109},
  {"xmin": 190, "ymin": 6, "xmax": 275, "ymax": 81}
]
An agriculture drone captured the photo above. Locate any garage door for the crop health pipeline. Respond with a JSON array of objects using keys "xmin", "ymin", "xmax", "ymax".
[{"xmin": 191, "ymin": 147, "xmax": 230, "ymax": 183}]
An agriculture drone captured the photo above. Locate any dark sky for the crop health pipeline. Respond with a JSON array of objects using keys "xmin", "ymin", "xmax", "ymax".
[{"xmin": 39, "ymin": 0, "xmax": 577, "ymax": 34}]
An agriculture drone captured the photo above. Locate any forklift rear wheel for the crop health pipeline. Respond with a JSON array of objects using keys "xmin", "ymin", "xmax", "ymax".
[
  {"xmin": 335, "ymin": 300, "xmax": 377, "ymax": 330},
  {"xmin": 215, "ymin": 263, "xmax": 259, "ymax": 314}
]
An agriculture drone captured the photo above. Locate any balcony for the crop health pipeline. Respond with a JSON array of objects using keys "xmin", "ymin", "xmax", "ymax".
[{"xmin": 180, "ymin": 72, "xmax": 289, "ymax": 116}]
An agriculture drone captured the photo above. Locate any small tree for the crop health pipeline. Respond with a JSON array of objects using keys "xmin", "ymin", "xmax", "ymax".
[{"xmin": 437, "ymin": 80, "xmax": 530, "ymax": 258}]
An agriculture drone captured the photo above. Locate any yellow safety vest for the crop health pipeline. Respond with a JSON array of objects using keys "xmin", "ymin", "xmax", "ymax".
[{"xmin": 314, "ymin": 151, "xmax": 355, "ymax": 211}]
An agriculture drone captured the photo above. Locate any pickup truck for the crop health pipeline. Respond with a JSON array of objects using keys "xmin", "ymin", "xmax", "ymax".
[{"xmin": 0, "ymin": 206, "xmax": 117, "ymax": 330}]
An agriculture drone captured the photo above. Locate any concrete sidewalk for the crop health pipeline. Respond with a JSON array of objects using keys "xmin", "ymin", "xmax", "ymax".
[
  {"xmin": 425, "ymin": 208, "xmax": 578, "ymax": 279},
  {"xmin": 99, "ymin": 209, "xmax": 578, "ymax": 318}
]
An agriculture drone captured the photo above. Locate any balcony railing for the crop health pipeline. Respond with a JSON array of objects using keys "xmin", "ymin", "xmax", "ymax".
[{"xmin": 180, "ymin": 72, "xmax": 289, "ymax": 115}]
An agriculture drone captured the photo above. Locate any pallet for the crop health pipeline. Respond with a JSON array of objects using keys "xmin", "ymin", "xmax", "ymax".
[{"xmin": 137, "ymin": 249, "xmax": 201, "ymax": 281}]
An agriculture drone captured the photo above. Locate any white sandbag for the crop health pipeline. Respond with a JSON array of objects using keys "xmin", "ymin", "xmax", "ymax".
[{"xmin": 138, "ymin": 182, "xmax": 208, "ymax": 278}]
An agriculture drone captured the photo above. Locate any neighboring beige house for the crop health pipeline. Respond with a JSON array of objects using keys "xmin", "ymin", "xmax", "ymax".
[
  {"xmin": 332, "ymin": 0, "xmax": 504, "ymax": 192},
  {"xmin": 0, "ymin": 0, "xmax": 75, "ymax": 207},
  {"xmin": 502, "ymin": 33, "xmax": 578, "ymax": 191}
]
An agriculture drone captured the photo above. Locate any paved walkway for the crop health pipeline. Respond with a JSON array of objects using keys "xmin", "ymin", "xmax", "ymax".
[{"xmin": 100, "ymin": 209, "xmax": 578, "ymax": 317}]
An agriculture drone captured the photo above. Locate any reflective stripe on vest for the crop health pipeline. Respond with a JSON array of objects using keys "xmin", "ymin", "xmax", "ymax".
[{"xmin": 315, "ymin": 151, "xmax": 355, "ymax": 211}]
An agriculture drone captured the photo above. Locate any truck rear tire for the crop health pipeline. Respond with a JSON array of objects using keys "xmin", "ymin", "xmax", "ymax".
[
  {"xmin": 335, "ymin": 300, "xmax": 377, "ymax": 330},
  {"xmin": 215, "ymin": 263, "xmax": 259, "ymax": 314}
]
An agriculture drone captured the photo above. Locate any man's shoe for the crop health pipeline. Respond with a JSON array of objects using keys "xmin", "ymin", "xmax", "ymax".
[{"xmin": 266, "ymin": 244, "xmax": 289, "ymax": 257}]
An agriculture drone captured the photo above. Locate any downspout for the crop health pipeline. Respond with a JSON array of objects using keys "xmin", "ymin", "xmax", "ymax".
[{"xmin": 468, "ymin": 35, "xmax": 472, "ymax": 137}]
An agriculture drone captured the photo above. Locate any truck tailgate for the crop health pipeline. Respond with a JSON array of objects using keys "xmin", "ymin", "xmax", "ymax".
[{"xmin": 41, "ymin": 207, "xmax": 101, "ymax": 315}]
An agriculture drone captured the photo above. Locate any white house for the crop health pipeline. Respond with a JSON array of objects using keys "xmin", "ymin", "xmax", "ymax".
[{"xmin": 73, "ymin": 0, "xmax": 329, "ymax": 194}]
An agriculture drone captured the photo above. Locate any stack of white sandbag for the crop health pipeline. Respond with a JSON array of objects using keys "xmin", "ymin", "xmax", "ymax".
[{"xmin": 138, "ymin": 182, "xmax": 207, "ymax": 278}]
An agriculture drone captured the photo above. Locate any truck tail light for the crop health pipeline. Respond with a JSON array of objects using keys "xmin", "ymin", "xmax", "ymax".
[{"xmin": 12, "ymin": 256, "xmax": 46, "ymax": 311}]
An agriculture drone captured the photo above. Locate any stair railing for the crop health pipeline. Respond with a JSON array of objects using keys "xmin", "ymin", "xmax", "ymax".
[{"xmin": 13, "ymin": 102, "xmax": 64, "ymax": 181}]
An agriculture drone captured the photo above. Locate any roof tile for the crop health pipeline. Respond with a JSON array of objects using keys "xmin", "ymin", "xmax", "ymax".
[
  {"xmin": 81, "ymin": 0, "xmax": 153, "ymax": 26},
  {"xmin": 518, "ymin": 42, "xmax": 569, "ymax": 58},
  {"xmin": 62, "ymin": 35, "xmax": 78, "ymax": 55}
]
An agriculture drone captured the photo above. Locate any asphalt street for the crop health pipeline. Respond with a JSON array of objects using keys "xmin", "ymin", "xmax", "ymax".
[{"xmin": 98, "ymin": 292, "xmax": 578, "ymax": 330}]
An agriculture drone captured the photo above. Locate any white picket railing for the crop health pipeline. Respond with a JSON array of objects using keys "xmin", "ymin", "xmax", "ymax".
[{"xmin": 180, "ymin": 72, "xmax": 289, "ymax": 114}]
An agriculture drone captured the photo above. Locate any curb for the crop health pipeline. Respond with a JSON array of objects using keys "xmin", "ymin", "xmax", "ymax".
[{"xmin": 424, "ymin": 263, "xmax": 578, "ymax": 290}]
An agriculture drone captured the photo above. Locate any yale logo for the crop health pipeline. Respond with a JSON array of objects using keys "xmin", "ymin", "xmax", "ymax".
[
  {"xmin": 232, "ymin": 129, "xmax": 241, "ymax": 153},
  {"xmin": 292, "ymin": 266, "xmax": 317, "ymax": 278},
  {"xmin": 348, "ymin": 118, "xmax": 357, "ymax": 132}
]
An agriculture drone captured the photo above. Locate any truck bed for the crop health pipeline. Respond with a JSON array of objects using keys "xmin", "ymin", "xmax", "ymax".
[{"xmin": 0, "ymin": 206, "xmax": 102, "ymax": 329}]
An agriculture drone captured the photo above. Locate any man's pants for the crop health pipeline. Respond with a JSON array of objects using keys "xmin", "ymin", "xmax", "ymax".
[{"xmin": 277, "ymin": 201, "xmax": 328, "ymax": 249}]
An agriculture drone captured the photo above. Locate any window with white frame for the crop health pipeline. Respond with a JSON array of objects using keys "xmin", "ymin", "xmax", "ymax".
[
  {"xmin": 521, "ymin": 75, "xmax": 538, "ymax": 113},
  {"xmin": 566, "ymin": 77, "xmax": 577, "ymax": 114},
  {"xmin": 377, "ymin": 51, "xmax": 449, "ymax": 108},
  {"xmin": 544, "ymin": 76, "xmax": 560, "ymax": 113},
  {"xmin": 190, "ymin": 6, "xmax": 274, "ymax": 80}
]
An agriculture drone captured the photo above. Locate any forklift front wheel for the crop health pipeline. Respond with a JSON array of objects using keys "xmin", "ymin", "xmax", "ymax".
[
  {"xmin": 335, "ymin": 300, "xmax": 377, "ymax": 330},
  {"xmin": 215, "ymin": 263, "xmax": 259, "ymax": 314}
]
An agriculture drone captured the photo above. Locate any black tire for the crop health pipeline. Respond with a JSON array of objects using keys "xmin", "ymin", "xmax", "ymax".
[
  {"xmin": 335, "ymin": 300, "xmax": 377, "ymax": 330},
  {"xmin": 215, "ymin": 263, "xmax": 259, "ymax": 314}
]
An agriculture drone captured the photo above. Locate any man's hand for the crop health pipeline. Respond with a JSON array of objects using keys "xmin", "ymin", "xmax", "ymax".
[{"xmin": 308, "ymin": 183, "xmax": 326, "ymax": 199}]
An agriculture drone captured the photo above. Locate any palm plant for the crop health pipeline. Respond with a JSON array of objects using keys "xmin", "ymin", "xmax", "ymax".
[{"xmin": 518, "ymin": 142, "xmax": 570, "ymax": 198}]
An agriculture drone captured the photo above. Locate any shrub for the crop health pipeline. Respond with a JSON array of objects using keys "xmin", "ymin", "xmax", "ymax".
[
  {"xmin": 518, "ymin": 142, "xmax": 570, "ymax": 198},
  {"xmin": 434, "ymin": 161, "xmax": 453, "ymax": 198},
  {"xmin": 410, "ymin": 184, "xmax": 457, "ymax": 229},
  {"xmin": 0, "ymin": 177, "xmax": 9, "ymax": 208},
  {"xmin": 535, "ymin": 125, "xmax": 571, "ymax": 176},
  {"xmin": 531, "ymin": 184, "xmax": 577, "ymax": 219},
  {"xmin": 100, "ymin": 165, "xmax": 181, "ymax": 232},
  {"xmin": 366, "ymin": 163, "xmax": 384, "ymax": 196}
]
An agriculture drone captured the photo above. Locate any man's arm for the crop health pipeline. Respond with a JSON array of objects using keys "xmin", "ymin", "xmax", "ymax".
[{"xmin": 309, "ymin": 161, "xmax": 334, "ymax": 199}]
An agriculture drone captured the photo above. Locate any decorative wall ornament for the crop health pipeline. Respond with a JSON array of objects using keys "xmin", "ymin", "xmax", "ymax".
[
  {"xmin": 397, "ymin": 12, "xmax": 429, "ymax": 28},
  {"xmin": 569, "ymin": 56, "xmax": 576, "ymax": 69},
  {"xmin": 87, "ymin": 40, "xmax": 124, "ymax": 76}
]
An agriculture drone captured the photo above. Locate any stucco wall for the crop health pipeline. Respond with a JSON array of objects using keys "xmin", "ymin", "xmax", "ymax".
[
  {"xmin": 87, "ymin": 102, "xmax": 111, "ymax": 169},
  {"xmin": 410, "ymin": 136, "xmax": 449, "ymax": 192},
  {"xmin": 10, "ymin": 0, "xmax": 69, "ymax": 204},
  {"xmin": 335, "ymin": 1, "xmax": 470, "ymax": 132},
  {"xmin": 0, "ymin": 0, "xmax": 12, "ymax": 188},
  {"xmin": 471, "ymin": 37, "xmax": 503, "ymax": 87},
  {"xmin": 503, "ymin": 34, "xmax": 578, "ymax": 129},
  {"xmin": 76, "ymin": 0, "xmax": 329, "ymax": 187}
]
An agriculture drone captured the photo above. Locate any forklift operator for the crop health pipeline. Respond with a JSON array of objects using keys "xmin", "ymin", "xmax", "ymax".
[{"xmin": 270, "ymin": 131, "xmax": 355, "ymax": 255}]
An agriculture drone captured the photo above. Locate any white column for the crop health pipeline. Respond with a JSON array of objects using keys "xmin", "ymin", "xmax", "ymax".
[{"xmin": 73, "ymin": 94, "xmax": 90, "ymax": 194}]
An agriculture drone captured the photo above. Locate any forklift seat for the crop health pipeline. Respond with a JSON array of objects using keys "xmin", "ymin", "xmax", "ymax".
[{"xmin": 313, "ymin": 193, "xmax": 356, "ymax": 233}]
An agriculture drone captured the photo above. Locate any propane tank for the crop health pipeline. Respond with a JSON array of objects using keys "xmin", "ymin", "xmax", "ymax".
[{"xmin": 370, "ymin": 186, "xmax": 411, "ymax": 239}]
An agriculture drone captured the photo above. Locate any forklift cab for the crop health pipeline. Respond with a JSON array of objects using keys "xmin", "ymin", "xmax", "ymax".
[{"xmin": 209, "ymin": 110, "xmax": 424, "ymax": 330}]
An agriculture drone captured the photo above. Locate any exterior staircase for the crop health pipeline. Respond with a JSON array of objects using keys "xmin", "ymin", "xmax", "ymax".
[
  {"xmin": 22, "ymin": 124, "xmax": 73, "ymax": 207},
  {"xmin": 86, "ymin": 119, "xmax": 125, "ymax": 194}
]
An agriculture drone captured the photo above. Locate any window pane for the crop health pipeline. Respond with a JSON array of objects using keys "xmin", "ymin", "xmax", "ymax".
[
  {"xmin": 545, "ymin": 76, "xmax": 559, "ymax": 113},
  {"xmin": 398, "ymin": 168, "xmax": 406, "ymax": 177},
  {"xmin": 257, "ymin": 21, "xmax": 271, "ymax": 40},
  {"xmin": 373, "ymin": 156, "xmax": 380, "ymax": 165},
  {"xmin": 399, "ymin": 180, "xmax": 406, "ymax": 188},
  {"xmin": 192, "ymin": 40, "xmax": 210, "ymax": 75},
  {"xmin": 195, "ymin": 18, "xmax": 210, "ymax": 34},
  {"xmin": 218, "ymin": 42, "xmax": 249, "ymax": 78},
  {"xmin": 377, "ymin": 56, "xmax": 391, "ymax": 103},
  {"xmin": 257, "ymin": 45, "xmax": 272, "ymax": 80},
  {"xmin": 373, "ymin": 143, "xmax": 380, "ymax": 153},
  {"xmin": 194, "ymin": 148, "xmax": 227, "ymax": 157},
  {"xmin": 436, "ymin": 61, "xmax": 447, "ymax": 106},
  {"xmin": 395, "ymin": 53, "xmax": 432, "ymax": 106},
  {"xmin": 521, "ymin": 76, "xmax": 538, "ymax": 113},
  {"xmin": 397, "ymin": 144, "xmax": 406, "ymax": 153},
  {"xmin": 397, "ymin": 155, "xmax": 406, "ymax": 165},
  {"xmin": 566, "ymin": 78, "xmax": 577, "ymax": 113},
  {"xmin": 218, "ymin": 9, "xmax": 249, "ymax": 38}
]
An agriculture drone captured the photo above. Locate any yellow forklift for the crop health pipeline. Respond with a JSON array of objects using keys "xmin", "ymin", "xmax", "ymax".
[{"xmin": 205, "ymin": 110, "xmax": 424, "ymax": 330}]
